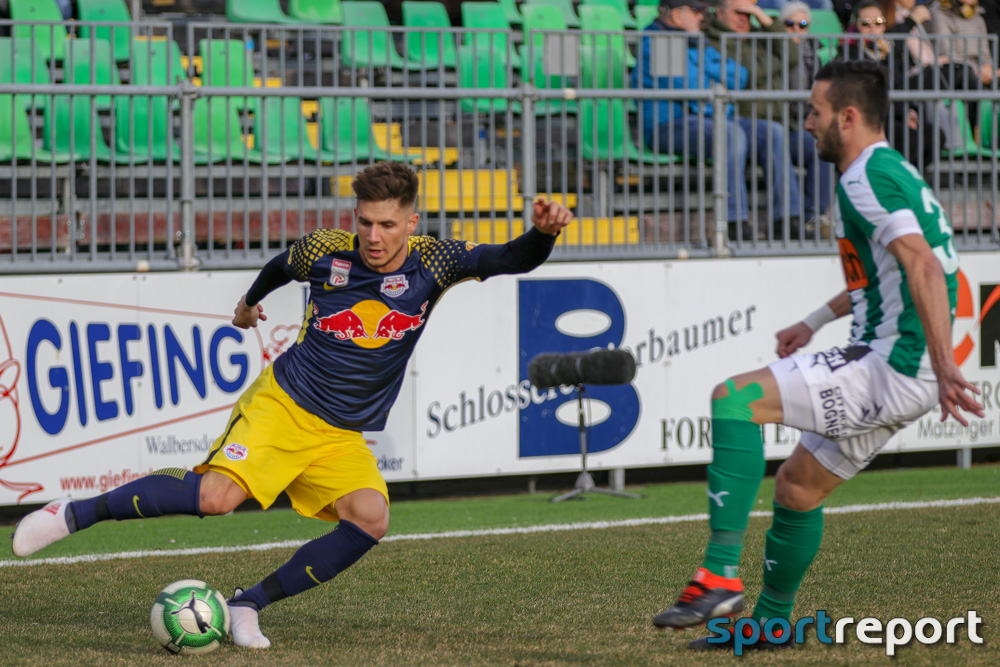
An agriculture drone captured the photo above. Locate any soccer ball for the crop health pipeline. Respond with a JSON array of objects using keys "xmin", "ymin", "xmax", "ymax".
[{"xmin": 150, "ymin": 579, "xmax": 231, "ymax": 655}]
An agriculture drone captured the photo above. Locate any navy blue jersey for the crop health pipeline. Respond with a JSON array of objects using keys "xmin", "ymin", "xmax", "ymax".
[{"xmin": 271, "ymin": 229, "xmax": 502, "ymax": 431}]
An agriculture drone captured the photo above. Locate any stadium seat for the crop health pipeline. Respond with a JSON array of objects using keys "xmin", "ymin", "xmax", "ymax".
[
  {"xmin": 65, "ymin": 39, "xmax": 120, "ymax": 111},
  {"xmin": 10, "ymin": 0, "xmax": 68, "ymax": 61},
  {"xmin": 496, "ymin": 0, "xmax": 524, "ymax": 26},
  {"xmin": 288, "ymin": 0, "xmax": 344, "ymax": 24},
  {"xmin": 0, "ymin": 95, "xmax": 68, "ymax": 162},
  {"xmin": 319, "ymin": 96, "xmax": 400, "ymax": 163},
  {"xmin": 253, "ymin": 96, "xmax": 330, "ymax": 163},
  {"xmin": 581, "ymin": 0, "xmax": 636, "ymax": 29},
  {"xmin": 77, "ymin": 0, "xmax": 132, "ymax": 62},
  {"xmin": 341, "ymin": 1, "xmax": 426, "ymax": 70},
  {"xmin": 452, "ymin": 217, "xmax": 638, "ymax": 245},
  {"xmin": 524, "ymin": 0, "xmax": 580, "ymax": 28},
  {"xmin": 633, "ymin": 5, "xmax": 658, "ymax": 29},
  {"xmin": 402, "ymin": 1, "xmax": 458, "ymax": 69},
  {"xmin": 114, "ymin": 39, "xmax": 185, "ymax": 162},
  {"xmin": 371, "ymin": 122, "xmax": 458, "ymax": 165},
  {"xmin": 520, "ymin": 4, "xmax": 578, "ymax": 114},
  {"xmin": 0, "ymin": 37, "xmax": 52, "ymax": 109},
  {"xmin": 578, "ymin": 5, "xmax": 636, "ymax": 67},
  {"xmin": 940, "ymin": 99, "xmax": 994, "ymax": 158},
  {"xmin": 199, "ymin": 39, "xmax": 254, "ymax": 108},
  {"xmin": 980, "ymin": 101, "xmax": 995, "ymax": 149},
  {"xmin": 192, "ymin": 98, "xmax": 269, "ymax": 164},
  {"xmin": 461, "ymin": 2, "xmax": 514, "ymax": 68},
  {"xmin": 579, "ymin": 48, "xmax": 679, "ymax": 164},
  {"xmin": 809, "ymin": 9, "xmax": 843, "ymax": 65},
  {"xmin": 44, "ymin": 94, "xmax": 142, "ymax": 163},
  {"xmin": 459, "ymin": 44, "xmax": 522, "ymax": 114},
  {"xmin": 420, "ymin": 169, "xmax": 525, "ymax": 213},
  {"xmin": 226, "ymin": 0, "xmax": 298, "ymax": 24}
]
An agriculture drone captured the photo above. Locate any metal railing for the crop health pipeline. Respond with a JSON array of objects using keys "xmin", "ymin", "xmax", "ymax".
[{"xmin": 0, "ymin": 21, "xmax": 996, "ymax": 273}]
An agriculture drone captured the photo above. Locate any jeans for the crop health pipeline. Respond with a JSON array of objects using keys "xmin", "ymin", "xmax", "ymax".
[
  {"xmin": 653, "ymin": 116, "xmax": 800, "ymax": 222},
  {"xmin": 789, "ymin": 129, "xmax": 833, "ymax": 219}
]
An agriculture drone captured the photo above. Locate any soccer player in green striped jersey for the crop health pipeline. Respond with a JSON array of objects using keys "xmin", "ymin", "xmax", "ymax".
[{"xmin": 653, "ymin": 61, "xmax": 985, "ymax": 650}]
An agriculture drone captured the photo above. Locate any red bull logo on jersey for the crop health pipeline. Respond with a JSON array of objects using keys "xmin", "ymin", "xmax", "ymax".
[
  {"xmin": 380, "ymin": 275, "xmax": 409, "ymax": 298},
  {"xmin": 313, "ymin": 300, "xmax": 428, "ymax": 349}
]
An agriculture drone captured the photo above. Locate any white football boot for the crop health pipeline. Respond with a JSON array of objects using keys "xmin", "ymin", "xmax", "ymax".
[
  {"xmin": 228, "ymin": 589, "xmax": 271, "ymax": 649},
  {"xmin": 12, "ymin": 498, "xmax": 73, "ymax": 557}
]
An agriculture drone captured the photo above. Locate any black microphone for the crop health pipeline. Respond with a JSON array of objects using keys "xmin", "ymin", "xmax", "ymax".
[{"xmin": 528, "ymin": 349, "xmax": 637, "ymax": 388}]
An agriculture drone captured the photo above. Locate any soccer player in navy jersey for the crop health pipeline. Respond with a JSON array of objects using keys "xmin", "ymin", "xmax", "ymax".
[{"xmin": 13, "ymin": 161, "xmax": 573, "ymax": 648}]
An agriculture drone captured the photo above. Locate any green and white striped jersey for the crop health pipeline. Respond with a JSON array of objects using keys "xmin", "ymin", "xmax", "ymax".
[{"xmin": 832, "ymin": 142, "xmax": 959, "ymax": 380}]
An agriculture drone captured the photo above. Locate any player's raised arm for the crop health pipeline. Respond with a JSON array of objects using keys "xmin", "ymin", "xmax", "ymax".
[
  {"xmin": 775, "ymin": 291, "xmax": 850, "ymax": 358},
  {"xmin": 531, "ymin": 196, "xmax": 573, "ymax": 236},
  {"xmin": 472, "ymin": 197, "xmax": 574, "ymax": 278},
  {"xmin": 232, "ymin": 249, "xmax": 293, "ymax": 329},
  {"xmin": 886, "ymin": 234, "xmax": 984, "ymax": 425}
]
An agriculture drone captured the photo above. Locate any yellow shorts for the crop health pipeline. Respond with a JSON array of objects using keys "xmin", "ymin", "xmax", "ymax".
[{"xmin": 195, "ymin": 365, "xmax": 389, "ymax": 522}]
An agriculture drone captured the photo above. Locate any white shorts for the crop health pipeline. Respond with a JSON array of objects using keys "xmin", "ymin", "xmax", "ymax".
[{"xmin": 769, "ymin": 345, "xmax": 938, "ymax": 479}]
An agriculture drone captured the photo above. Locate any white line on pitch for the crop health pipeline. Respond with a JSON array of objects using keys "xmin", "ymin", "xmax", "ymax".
[{"xmin": 2, "ymin": 496, "xmax": 998, "ymax": 569}]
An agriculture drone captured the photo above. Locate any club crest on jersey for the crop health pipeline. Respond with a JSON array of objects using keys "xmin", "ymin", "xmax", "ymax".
[
  {"xmin": 328, "ymin": 259, "xmax": 351, "ymax": 289},
  {"xmin": 224, "ymin": 443, "xmax": 248, "ymax": 461},
  {"xmin": 380, "ymin": 275, "xmax": 409, "ymax": 297}
]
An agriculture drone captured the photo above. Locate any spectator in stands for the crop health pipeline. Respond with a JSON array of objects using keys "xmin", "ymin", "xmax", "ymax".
[
  {"xmin": 981, "ymin": 0, "xmax": 1000, "ymax": 35},
  {"xmin": 783, "ymin": 1, "xmax": 834, "ymax": 233},
  {"xmin": 840, "ymin": 0, "xmax": 944, "ymax": 166},
  {"xmin": 632, "ymin": 0, "xmax": 761, "ymax": 241},
  {"xmin": 705, "ymin": 0, "xmax": 807, "ymax": 238},
  {"xmin": 931, "ymin": 0, "xmax": 998, "ymax": 84}
]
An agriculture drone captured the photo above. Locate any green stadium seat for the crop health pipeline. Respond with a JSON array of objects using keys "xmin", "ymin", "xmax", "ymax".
[
  {"xmin": 402, "ymin": 1, "xmax": 458, "ymax": 69},
  {"xmin": 115, "ymin": 39, "xmax": 185, "ymax": 162},
  {"xmin": 0, "ymin": 95, "xmax": 68, "ymax": 162},
  {"xmin": 520, "ymin": 4, "xmax": 577, "ymax": 114},
  {"xmin": 525, "ymin": 0, "xmax": 580, "ymax": 28},
  {"xmin": 318, "ymin": 96, "xmax": 403, "ymax": 163},
  {"xmin": 226, "ymin": 0, "xmax": 299, "ymax": 24},
  {"xmin": 581, "ymin": 0, "xmax": 635, "ymax": 28},
  {"xmin": 496, "ymin": 0, "xmax": 523, "ymax": 26},
  {"xmin": 44, "ymin": 94, "xmax": 142, "ymax": 163},
  {"xmin": 288, "ymin": 0, "xmax": 344, "ymax": 24},
  {"xmin": 193, "ymin": 98, "xmax": 269, "ymax": 164},
  {"xmin": 633, "ymin": 5, "xmax": 658, "ymax": 29},
  {"xmin": 252, "ymin": 96, "xmax": 329, "ymax": 163},
  {"xmin": 940, "ymin": 99, "xmax": 994, "ymax": 158},
  {"xmin": 10, "ymin": 0, "xmax": 68, "ymax": 61},
  {"xmin": 199, "ymin": 39, "xmax": 254, "ymax": 108},
  {"xmin": 461, "ymin": 2, "xmax": 513, "ymax": 67},
  {"xmin": 809, "ymin": 9, "xmax": 843, "ymax": 65},
  {"xmin": 77, "ymin": 0, "xmax": 132, "ymax": 62},
  {"xmin": 64, "ymin": 39, "xmax": 120, "ymax": 111},
  {"xmin": 579, "ymin": 5, "xmax": 636, "ymax": 68},
  {"xmin": 579, "ymin": 47, "xmax": 679, "ymax": 164},
  {"xmin": 458, "ymin": 44, "xmax": 521, "ymax": 114},
  {"xmin": 341, "ymin": 1, "xmax": 426, "ymax": 70},
  {"xmin": 980, "ymin": 101, "xmax": 995, "ymax": 149},
  {"xmin": 0, "ymin": 37, "xmax": 52, "ymax": 109}
]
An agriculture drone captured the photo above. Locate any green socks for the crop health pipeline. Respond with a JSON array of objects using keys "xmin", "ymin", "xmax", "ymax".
[
  {"xmin": 752, "ymin": 502, "xmax": 825, "ymax": 622},
  {"xmin": 701, "ymin": 418, "xmax": 765, "ymax": 578}
]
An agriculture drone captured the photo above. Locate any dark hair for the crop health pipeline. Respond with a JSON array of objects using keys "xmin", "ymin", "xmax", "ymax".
[
  {"xmin": 849, "ymin": 0, "xmax": 883, "ymax": 25},
  {"xmin": 814, "ymin": 60, "xmax": 888, "ymax": 129},
  {"xmin": 352, "ymin": 161, "xmax": 420, "ymax": 208}
]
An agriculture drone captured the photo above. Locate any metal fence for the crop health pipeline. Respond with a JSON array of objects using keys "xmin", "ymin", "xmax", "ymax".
[{"xmin": 0, "ymin": 20, "xmax": 997, "ymax": 273}]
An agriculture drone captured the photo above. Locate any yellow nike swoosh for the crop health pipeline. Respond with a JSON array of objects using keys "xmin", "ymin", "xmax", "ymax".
[
  {"xmin": 305, "ymin": 565, "xmax": 322, "ymax": 585},
  {"xmin": 133, "ymin": 495, "xmax": 145, "ymax": 518}
]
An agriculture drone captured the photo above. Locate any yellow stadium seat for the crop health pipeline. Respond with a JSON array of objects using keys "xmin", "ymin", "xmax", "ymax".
[
  {"xmin": 371, "ymin": 123, "xmax": 459, "ymax": 166},
  {"xmin": 452, "ymin": 216, "xmax": 638, "ymax": 245}
]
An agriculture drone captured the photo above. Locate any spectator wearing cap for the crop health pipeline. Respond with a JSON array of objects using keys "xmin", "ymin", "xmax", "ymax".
[
  {"xmin": 705, "ymin": 0, "xmax": 806, "ymax": 238},
  {"xmin": 781, "ymin": 1, "xmax": 834, "ymax": 228},
  {"xmin": 631, "ymin": 0, "xmax": 762, "ymax": 241}
]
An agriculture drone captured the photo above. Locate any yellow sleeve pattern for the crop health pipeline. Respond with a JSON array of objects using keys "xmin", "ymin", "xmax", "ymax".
[
  {"xmin": 287, "ymin": 229, "xmax": 356, "ymax": 281},
  {"xmin": 409, "ymin": 235, "xmax": 479, "ymax": 288}
]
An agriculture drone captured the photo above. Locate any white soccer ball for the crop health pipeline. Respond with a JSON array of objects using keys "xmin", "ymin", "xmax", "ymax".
[{"xmin": 150, "ymin": 579, "xmax": 231, "ymax": 655}]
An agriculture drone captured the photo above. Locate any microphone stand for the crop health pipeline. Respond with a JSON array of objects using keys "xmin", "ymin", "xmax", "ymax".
[{"xmin": 551, "ymin": 385, "xmax": 643, "ymax": 503}]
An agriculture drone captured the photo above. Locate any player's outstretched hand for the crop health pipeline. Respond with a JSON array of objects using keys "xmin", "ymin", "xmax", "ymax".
[
  {"xmin": 776, "ymin": 322, "xmax": 813, "ymax": 358},
  {"xmin": 232, "ymin": 294, "xmax": 267, "ymax": 329},
  {"xmin": 937, "ymin": 365, "xmax": 984, "ymax": 426},
  {"xmin": 531, "ymin": 197, "xmax": 573, "ymax": 236}
]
